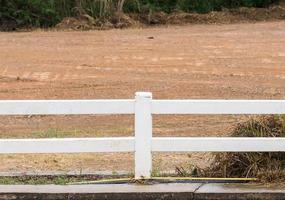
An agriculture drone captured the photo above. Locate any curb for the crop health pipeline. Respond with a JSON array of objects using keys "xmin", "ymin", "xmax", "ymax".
[
  {"xmin": 194, "ymin": 183, "xmax": 285, "ymax": 200},
  {"xmin": 0, "ymin": 183, "xmax": 284, "ymax": 200}
]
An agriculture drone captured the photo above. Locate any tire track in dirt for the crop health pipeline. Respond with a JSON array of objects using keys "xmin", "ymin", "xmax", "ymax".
[
  {"xmin": 1, "ymin": 66, "xmax": 285, "ymax": 83},
  {"xmin": 0, "ymin": 70, "xmax": 97, "ymax": 82}
]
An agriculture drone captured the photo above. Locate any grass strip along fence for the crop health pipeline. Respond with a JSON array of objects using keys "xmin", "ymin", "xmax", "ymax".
[{"xmin": 0, "ymin": 0, "xmax": 279, "ymax": 28}]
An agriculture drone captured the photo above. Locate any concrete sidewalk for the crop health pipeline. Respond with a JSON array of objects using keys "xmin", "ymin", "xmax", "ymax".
[{"xmin": 0, "ymin": 183, "xmax": 284, "ymax": 200}]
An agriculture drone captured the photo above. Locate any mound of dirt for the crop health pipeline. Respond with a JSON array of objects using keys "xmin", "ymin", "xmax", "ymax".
[
  {"xmin": 131, "ymin": 11, "xmax": 168, "ymax": 25},
  {"xmin": 230, "ymin": 6, "xmax": 285, "ymax": 21},
  {"xmin": 55, "ymin": 4, "xmax": 285, "ymax": 31},
  {"xmin": 166, "ymin": 5, "xmax": 285, "ymax": 25},
  {"xmin": 56, "ymin": 13, "xmax": 141, "ymax": 31},
  {"xmin": 55, "ymin": 16, "xmax": 97, "ymax": 31},
  {"xmin": 166, "ymin": 11, "xmax": 235, "ymax": 24},
  {"xmin": 110, "ymin": 12, "xmax": 142, "ymax": 28}
]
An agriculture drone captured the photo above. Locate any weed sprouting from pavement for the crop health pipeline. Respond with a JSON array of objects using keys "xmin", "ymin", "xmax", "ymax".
[{"xmin": 0, "ymin": 175, "xmax": 100, "ymax": 185}]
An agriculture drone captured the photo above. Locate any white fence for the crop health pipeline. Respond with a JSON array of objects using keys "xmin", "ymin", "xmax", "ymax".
[{"xmin": 1, "ymin": 92, "xmax": 285, "ymax": 179}]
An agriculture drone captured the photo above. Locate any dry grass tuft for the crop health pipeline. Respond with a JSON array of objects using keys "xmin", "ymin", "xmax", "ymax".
[{"xmin": 202, "ymin": 115, "xmax": 285, "ymax": 182}]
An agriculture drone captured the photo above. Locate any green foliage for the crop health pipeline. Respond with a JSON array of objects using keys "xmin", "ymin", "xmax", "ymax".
[
  {"xmin": 0, "ymin": 0, "xmax": 61, "ymax": 27},
  {"xmin": 122, "ymin": 0, "xmax": 141, "ymax": 13},
  {"xmin": 0, "ymin": 175, "xmax": 101, "ymax": 185},
  {"xmin": 143, "ymin": 0, "xmax": 178, "ymax": 13},
  {"xmin": 0, "ymin": 0, "xmax": 280, "ymax": 28}
]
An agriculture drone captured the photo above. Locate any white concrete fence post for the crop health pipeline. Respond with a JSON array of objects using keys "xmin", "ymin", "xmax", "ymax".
[{"xmin": 135, "ymin": 92, "xmax": 153, "ymax": 179}]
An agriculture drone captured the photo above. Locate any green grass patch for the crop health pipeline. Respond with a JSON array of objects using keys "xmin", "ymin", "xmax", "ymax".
[
  {"xmin": 0, "ymin": 175, "xmax": 103, "ymax": 185},
  {"xmin": 0, "ymin": 126, "xmax": 133, "ymax": 139}
]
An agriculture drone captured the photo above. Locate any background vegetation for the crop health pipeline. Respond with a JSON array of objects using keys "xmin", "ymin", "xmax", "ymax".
[{"xmin": 0, "ymin": 0, "xmax": 279, "ymax": 28}]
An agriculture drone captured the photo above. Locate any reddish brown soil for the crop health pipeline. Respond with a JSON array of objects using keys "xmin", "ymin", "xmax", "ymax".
[{"xmin": 0, "ymin": 21, "xmax": 284, "ymax": 174}]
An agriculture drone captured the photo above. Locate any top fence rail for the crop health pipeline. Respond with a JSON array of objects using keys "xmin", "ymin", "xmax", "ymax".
[
  {"xmin": 0, "ymin": 100, "xmax": 135, "ymax": 115},
  {"xmin": 0, "ymin": 99, "xmax": 285, "ymax": 115},
  {"xmin": 152, "ymin": 100, "xmax": 285, "ymax": 114}
]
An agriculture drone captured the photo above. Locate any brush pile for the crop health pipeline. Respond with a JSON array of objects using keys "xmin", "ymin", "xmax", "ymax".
[{"xmin": 203, "ymin": 115, "xmax": 285, "ymax": 182}]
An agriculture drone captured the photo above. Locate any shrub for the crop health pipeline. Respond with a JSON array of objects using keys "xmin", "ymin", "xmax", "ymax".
[{"xmin": 0, "ymin": 0, "xmax": 62, "ymax": 27}]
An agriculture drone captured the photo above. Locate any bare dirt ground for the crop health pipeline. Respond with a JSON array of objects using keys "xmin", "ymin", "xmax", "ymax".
[{"xmin": 0, "ymin": 21, "xmax": 285, "ymax": 174}]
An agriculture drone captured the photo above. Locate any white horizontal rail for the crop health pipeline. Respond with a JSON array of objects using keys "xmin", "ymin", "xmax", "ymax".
[
  {"xmin": 0, "ymin": 138, "xmax": 134, "ymax": 153},
  {"xmin": 0, "ymin": 92, "xmax": 285, "ymax": 179},
  {"xmin": 152, "ymin": 137, "xmax": 285, "ymax": 152},
  {"xmin": 152, "ymin": 100, "xmax": 285, "ymax": 114},
  {"xmin": 0, "ymin": 100, "xmax": 134, "ymax": 115},
  {"xmin": 2, "ymin": 137, "xmax": 285, "ymax": 154},
  {"xmin": 1, "ymin": 99, "xmax": 285, "ymax": 115}
]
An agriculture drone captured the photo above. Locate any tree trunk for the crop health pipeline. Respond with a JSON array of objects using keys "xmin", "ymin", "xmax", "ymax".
[
  {"xmin": 75, "ymin": 0, "xmax": 86, "ymax": 15},
  {"xmin": 117, "ymin": 0, "xmax": 125, "ymax": 13}
]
